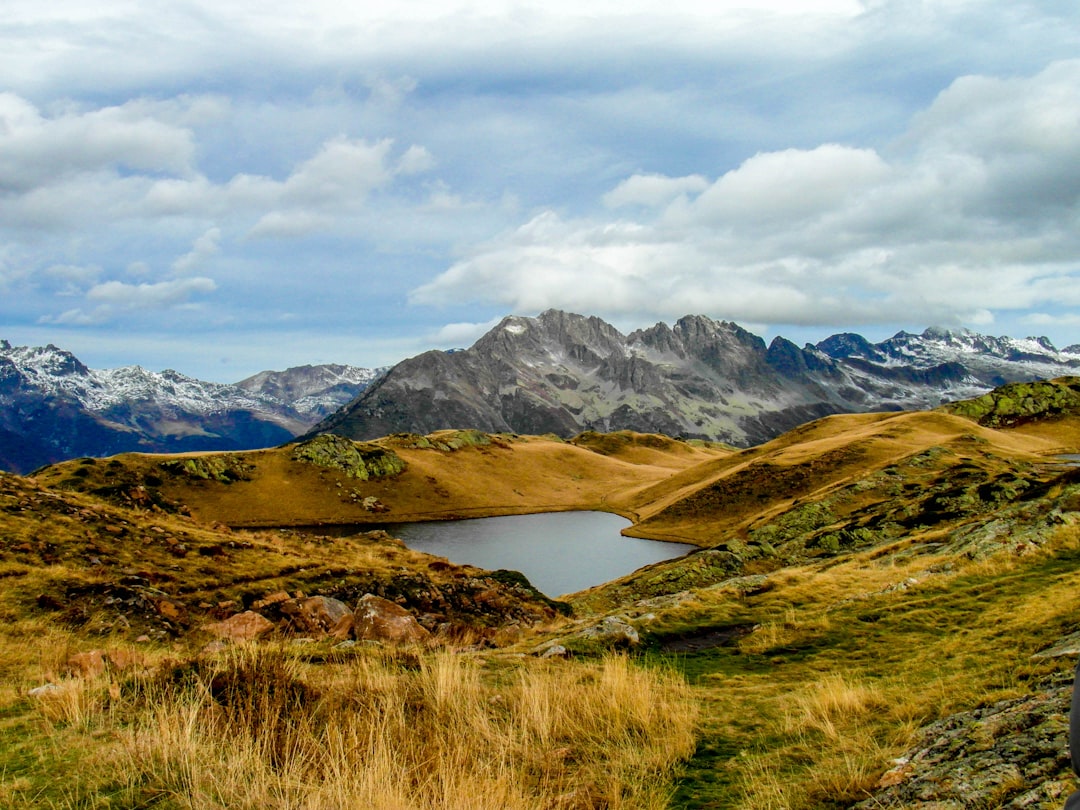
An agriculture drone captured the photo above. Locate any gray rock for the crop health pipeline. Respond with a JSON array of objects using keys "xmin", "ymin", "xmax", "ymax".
[
  {"xmin": 27, "ymin": 683, "xmax": 63, "ymax": 698},
  {"xmin": 855, "ymin": 677, "xmax": 1075, "ymax": 809},
  {"xmin": 576, "ymin": 616, "xmax": 640, "ymax": 647}
]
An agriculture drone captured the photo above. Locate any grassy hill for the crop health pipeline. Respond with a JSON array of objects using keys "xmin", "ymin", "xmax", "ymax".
[
  {"xmin": 6, "ymin": 379, "xmax": 1080, "ymax": 807},
  {"xmin": 32, "ymin": 429, "xmax": 729, "ymax": 528}
]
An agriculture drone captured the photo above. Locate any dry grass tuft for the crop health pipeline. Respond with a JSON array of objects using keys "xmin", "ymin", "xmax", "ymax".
[{"xmin": 10, "ymin": 643, "xmax": 697, "ymax": 809}]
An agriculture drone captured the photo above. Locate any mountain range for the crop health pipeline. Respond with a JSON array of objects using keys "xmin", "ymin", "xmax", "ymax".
[
  {"xmin": 312, "ymin": 309, "xmax": 1080, "ymax": 445},
  {"xmin": 0, "ymin": 339, "xmax": 379, "ymax": 473},
  {"xmin": 4, "ymin": 311, "xmax": 1080, "ymax": 473}
]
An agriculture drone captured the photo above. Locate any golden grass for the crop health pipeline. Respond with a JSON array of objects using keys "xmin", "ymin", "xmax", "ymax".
[
  {"xmin": 33, "ymin": 432, "xmax": 726, "ymax": 530},
  {"xmin": 7, "ymin": 643, "xmax": 698, "ymax": 809}
]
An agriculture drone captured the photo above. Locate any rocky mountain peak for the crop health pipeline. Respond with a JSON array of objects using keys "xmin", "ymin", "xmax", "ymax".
[
  {"xmin": 815, "ymin": 332, "xmax": 886, "ymax": 361},
  {"xmin": 309, "ymin": 310, "xmax": 1080, "ymax": 449}
]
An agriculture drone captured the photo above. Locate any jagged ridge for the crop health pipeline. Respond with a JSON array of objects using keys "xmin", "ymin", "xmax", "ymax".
[{"xmin": 312, "ymin": 310, "xmax": 1080, "ymax": 446}]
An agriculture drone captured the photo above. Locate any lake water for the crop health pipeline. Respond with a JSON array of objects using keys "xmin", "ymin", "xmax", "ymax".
[{"xmin": 366, "ymin": 511, "xmax": 695, "ymax": 598}]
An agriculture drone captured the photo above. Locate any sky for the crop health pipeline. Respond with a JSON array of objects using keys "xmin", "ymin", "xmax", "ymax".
[{"xmin": 2, "ymin": 0, "xmax": 1079, "ymax": 381}]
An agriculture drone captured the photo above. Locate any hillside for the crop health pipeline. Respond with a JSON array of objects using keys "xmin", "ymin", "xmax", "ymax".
[
  {"xmin": 7, "ymin": 379, "xmax": 1080, "ymax": 808},
  {"xmin": 33, "ymin": 429, "xmax": 729, "ymax": 528}
]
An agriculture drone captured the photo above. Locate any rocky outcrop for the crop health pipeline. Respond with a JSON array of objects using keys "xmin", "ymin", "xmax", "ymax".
[
  {"xmin": 290, "ymin": 434, "xmax": 406, "ymax": 480},
  {"xmin": 855, "ymin": 672, "xmax": 1076, "ymax": 809},
  {"xmin": 945, "ymin": 377, "xmax": 1080, "ymax": 428}
]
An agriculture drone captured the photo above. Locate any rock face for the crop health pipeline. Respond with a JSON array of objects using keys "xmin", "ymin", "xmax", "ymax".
[
  {"xmin": 311, "ymin": 310, "xmax": 1080, "ymax": 448},
  {"xmin": 0, "ymin": 340, "xmax": 377, "ymax": 473}
]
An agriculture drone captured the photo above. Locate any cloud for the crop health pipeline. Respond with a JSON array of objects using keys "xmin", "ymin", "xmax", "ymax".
[
  {"xmin": 603, "ymin": 174, "xmax": 710, "ymax": 209},
  {"xmin": 0, "ymin": 93, "xmax": 196, "ymax": 193},
  {"xmin": 172, "ymin": 228, "xmax": 222, "ymax": 274},
  {"xmin": 430, "ymin": 317, "xmax": 505, "ymax": 347},
  {"xmin": 0, "ymin": 91, "xmax": 440, "ymax": 249},
  {"xmin": 413, "ymin": 60, "xmax": 1080, "ymax": 331},
  {"xmin": 86, "ymin": 277, "xmax": 217, "ymax": 308},
  {"xmin": 39, "ymin": 277, "xmax": 218, "ymax": 325}
]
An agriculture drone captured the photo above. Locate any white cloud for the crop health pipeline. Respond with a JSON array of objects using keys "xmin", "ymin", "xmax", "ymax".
[
  {"xmin": 398, "ymin": 145, "xmax": 436, "ymax": 175},
  {"xmin": 603, "ymin": 174, "xmax": 710, "ymax": 209},
  {"xmin": 40, "ymin": 276, "xmax": 219, "ymax": 325},
  {"xmin": 172, "ymin": 228, "xmax": 222, "ymax": 274},
  {"xmin": 0, "ymin": 93, "xmax": 196, "ymax": 192},
  {"xmin": 86, "ymin": 277, "xmax": 217, "ymax": 308},
  {"xmin": 413, "ymin": 60, "xmax": 1080, "ymax": 331},
  {"xmin": 430, "ymin": 317, "xmax": 505, "ymax": 347}
]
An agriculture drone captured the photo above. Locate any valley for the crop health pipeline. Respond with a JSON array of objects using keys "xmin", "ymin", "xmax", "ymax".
[{"xmin": 3, "ymin": 377, "xmax": 1080, "ymax": 807}]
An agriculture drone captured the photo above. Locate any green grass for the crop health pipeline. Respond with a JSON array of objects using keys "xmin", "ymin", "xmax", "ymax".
[{"xmin": 646, "ymin": 534, "xmax": 1080, "ymax": 808}]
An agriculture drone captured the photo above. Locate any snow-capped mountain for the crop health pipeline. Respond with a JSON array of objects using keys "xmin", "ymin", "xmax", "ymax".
[
  {"xmin": 4, "ymin": 315, "xmax": 1079, "ymax": 474},
  {"xmin": 0, "ymin": 340, "xmax": 377, "ymax": 473},
  {"xmin": 311, "ymin": 311, "xmax": 1080, "ymax": 447},
  {"xmin": 817, "ymin": 327, "xmax": 1080, "ymax": 388},
  {"xmin": 236, "ymin": 364, "xmax": 384, "ymax": 421}
]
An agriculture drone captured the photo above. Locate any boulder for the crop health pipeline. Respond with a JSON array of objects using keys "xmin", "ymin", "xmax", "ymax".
[
  {"xmin": 576, "ymin": 616, "xmax": 640, "ymax": 648},
  {"xmin": 280, "ymin": 595, "xmax": 353, "ymax": 638},
  {"xmin": 203, "ymin": 610, "xmax": 275, "ymax": 642},
  {"xmin": 353, "ymin": 594, "xmax": 431, "ymax": 644}
]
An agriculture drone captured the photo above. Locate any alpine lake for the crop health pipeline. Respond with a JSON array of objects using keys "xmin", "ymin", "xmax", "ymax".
[{"xmin": 321, "ymin": 511, "xmax": 695, "ymax": 598}]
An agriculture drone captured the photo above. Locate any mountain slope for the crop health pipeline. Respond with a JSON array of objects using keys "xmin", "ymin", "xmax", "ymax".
[
  {"xmin": 235, "ymin": 363, "xmax": 382, "ymax": 421},
  {"xmin": 312, "ymin": 310, "xmax": 1080, "ymax": 446}
]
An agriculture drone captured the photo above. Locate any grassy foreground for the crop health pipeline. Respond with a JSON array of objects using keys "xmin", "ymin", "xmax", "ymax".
[{"xmin": 4, "ymin": 638, "xmax": 696, "ymax": 809}]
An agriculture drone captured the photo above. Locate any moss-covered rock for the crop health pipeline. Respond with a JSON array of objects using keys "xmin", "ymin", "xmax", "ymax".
[
  {"xmin": 290, "ymin": 435, "xmax": 406, "ymax": 480},
  {"xmin": 946, "ymin": 377, "xmax": 1080, "ymax": 427},
  {"xmin": 160, "ymin": 455, "xmax": 253, "ymax": 483},
  {"xmin": 386, "ymin": 430, "xmax": 510, "ymax": 452}
]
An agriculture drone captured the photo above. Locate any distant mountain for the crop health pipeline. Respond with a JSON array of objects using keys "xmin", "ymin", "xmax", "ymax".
[
  {"xmin": 6, "ymin": 314, "xmax": 1079, "ymax": 473},
  {"xmin": 0, "ymin": 340, "xmax": 378, "ymax": 473},
  {"xmin": 311, "ymin": 310, "xmax": 1080, "ymax": 447},
  {"xmin": 236, "ymin": 364, "xmax": 383, "ymax": 421}
]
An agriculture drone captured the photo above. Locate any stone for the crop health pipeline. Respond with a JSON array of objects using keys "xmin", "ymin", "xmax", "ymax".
[
  {"xmin": 252, "ymin": 590, "xmax": 291, "ymax": 610},
  {"xmin": 203, "ymin": 610, "xmax": 275, "ymax": 642},
  {"xmin": 280, "ymin": 595, "xmax": 353, "ymax": 637},
  {"xmin": 353, "ymin": 594, "xmax": 431, "ymax": 644},
  {"xmin": 576, "ymin": 616, "xmax": 640, "ymax": 647}
]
